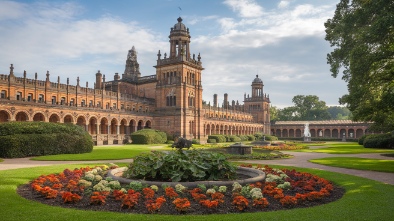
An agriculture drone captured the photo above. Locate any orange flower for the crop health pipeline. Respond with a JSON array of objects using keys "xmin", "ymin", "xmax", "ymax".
[
  {"xmin": 165, "ymin": 187, "xmax": 179, "ymax": 199},
  {"xmin": 172, "ymin": 198, "xmax": 191, "ymax": 212},
  {"xmin": 232, "ymin": 195, "xmax": 249, "ymax": 211}
]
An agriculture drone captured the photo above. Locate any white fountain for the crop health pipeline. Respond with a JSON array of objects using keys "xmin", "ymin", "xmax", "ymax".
[{"xmin": 304, "ymin": 123, "xmax": 311, "ymax": 142}]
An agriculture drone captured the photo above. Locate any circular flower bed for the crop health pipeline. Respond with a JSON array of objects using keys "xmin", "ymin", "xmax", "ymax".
[{"xmin": 17, "ymin": 164, "xmax": 344, "ymax": 215}]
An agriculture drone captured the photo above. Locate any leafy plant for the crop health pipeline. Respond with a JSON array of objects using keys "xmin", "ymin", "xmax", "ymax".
[{"xmin": 124, "ymin": 149, "xmax": 236, "ymax": 182}]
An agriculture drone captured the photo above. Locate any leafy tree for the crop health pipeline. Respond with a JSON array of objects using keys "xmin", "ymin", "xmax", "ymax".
[
  {"xmin": 325, "ymin": 0, "xmax": 394, "ymax": 132},
  {"xmin": 327, "ymin": 106, "xmax": 352, "ymax": 120},
  {"xmin": 274, "ymin": 95, "xmax": 331, "ymax": 121},
  {"xmin": 291, "ymin": 95, "xmax": 331, "ymax": 120},
  {"xmin": 270, "ymin": 106, "xmax": 279, "ymax": 121}
]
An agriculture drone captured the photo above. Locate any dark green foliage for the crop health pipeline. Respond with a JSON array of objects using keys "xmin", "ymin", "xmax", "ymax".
[
  {"xmin": 363, "ymin": 133, "xmax": 394, "ymax": 149},
  {"xmin": 246, "ymin": 135, "xmax": 255, "ymax": 141},
  {"xmin": 191, "ymin": 139, "xmax": 200, "ymax": 144},
  {"xmin": 208, "ymin": 134, "xmax": 226, "ymax": 143},
  {"xmin": 254, "ymin": 133, "xmax": 278, "ymax": 141},
  {"xmin": 171, "ymin": 137, "xmax": 192, "ymax": 150},
  {"xmin": 130, "ymin": 129, "xmax": 167, "ymax": 144},
  {"xmin": 239, "ymin": 135, "xmax": 248, "ymax": 141},
  {"xmin": 0, "ymin": 122, "xmax": 93, "ymax": 158},
  {"xmin": 325, "ymin": 0, "xmax": 394, "ymax": 132},
  {"xmin": 228, "ymin": 135, "xmax": 241, "ymax": 142},
  {"xmin": 124, "ymin": 149, "xmax": 237, "ymax": 182},
  {"xmin": 358, "ymin": 135, "xmax": 368, "ymax": 145},
  {"xmin": 207, "ymin": 139, "xmax": 216, "ymax": 143}
]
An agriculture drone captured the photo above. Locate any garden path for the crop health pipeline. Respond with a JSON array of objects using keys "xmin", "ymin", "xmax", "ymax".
[{"xmin": 0, "ymin": 151, "xmax": 393, "ymax": 185}]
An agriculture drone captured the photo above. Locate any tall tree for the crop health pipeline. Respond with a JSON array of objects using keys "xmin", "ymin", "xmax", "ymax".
[
  {"xmin": 291, "ymin": 95, "xmax": 331, "ymax": 120},
  {"xmin": 325, "ymin": 0, "xmax": 394, "ymax": 132}
]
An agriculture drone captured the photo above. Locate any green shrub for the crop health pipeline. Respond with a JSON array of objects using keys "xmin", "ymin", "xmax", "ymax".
[
  {"xmin": 254, "ymin": 133, "xmax": 278, "ymax": 141},
  {"xmin": 363, "ymin": 133, "xmax": 394, "ymax": 149},
  {"xmin": 247, "ymin": 135, "xmax": 255, "ymax": 141},
  {"xmin": 192, "ymin": 139, "xmax": 200, "ymax": 144},
  {"xmin": 124, "ymin": 149, "xmax": 237, "ymax": 182},
  {"xmin": 208, "ymin": 135, "xmax": 226, "ymax": 143},
  {"xmin": 358, "ymin": 135, "xmax": 368, "ymax": 145},
  {"xmin": 130, "ymin": 129, "xmax": 167, "ymax": 144},
  {"xmin": 0, "ymin": 122, "xmax": 93, "ymax": 158},
  {"xmin": 207, "ymin": 139, "xmax": 216, "ymax": 143},
  {"xmin": 228, "ymin": 135, "xmax": 241, "ymax": 142},
  {"xmin": 239, "ymin": 135, "xmax": 248, "ymax": 141}
]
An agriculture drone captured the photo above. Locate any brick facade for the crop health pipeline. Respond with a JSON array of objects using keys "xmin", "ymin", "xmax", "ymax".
[{"xmin": 0, "ymin": 17, "xmax": 271, "ymax": 144}]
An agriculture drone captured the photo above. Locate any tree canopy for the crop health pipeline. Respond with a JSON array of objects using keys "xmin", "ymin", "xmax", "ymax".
[
  {"xmin": 270, "ymin": 95, "xmax": 350, "ymax": 121},
  {"xmin": 325, "ymin": 0, "xmax": 394, "ymax": 132}
]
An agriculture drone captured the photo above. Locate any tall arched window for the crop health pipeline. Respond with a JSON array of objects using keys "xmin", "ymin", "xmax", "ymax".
[
  {"xmin": 188, "ymin": 92, "xmax": 194, "ymax": 107},
  {"xmin": 166, "ymin": 89, "xmax": 176, "ymax": 106}
]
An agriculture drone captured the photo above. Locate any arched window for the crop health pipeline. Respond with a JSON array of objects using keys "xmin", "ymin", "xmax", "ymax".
[
  {"xmin": 188, "ymin": 92, "xmax": 194, "ymax": 107},
  {"xmin": 166, "ymin": 89, "xmax": 176, "ymax": 106},
  {"xmin": 1, "ymin": 90, "xmax": 7, "ymax": 99}
]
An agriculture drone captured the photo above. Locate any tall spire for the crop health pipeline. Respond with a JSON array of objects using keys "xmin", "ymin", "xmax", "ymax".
[{"xmin": 122, "ymin": 46, "xmax": 141, "ymax": 81}]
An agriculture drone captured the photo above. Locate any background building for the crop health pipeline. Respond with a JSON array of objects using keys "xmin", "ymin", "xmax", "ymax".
[{"xmin": 0, "ymin": 17, "xmax": 271, "ymax": 145}]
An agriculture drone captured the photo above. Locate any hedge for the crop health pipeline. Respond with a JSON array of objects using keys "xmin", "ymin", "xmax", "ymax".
[
  {"xmin": 208, "ymin": 135, "xmax": 226, "ymax": 143},
  {"xmin": 130, "ymin": 129, "xmax": 167, "ymax": 144},
  {"xmin": 207, "ymin": 139, "xmax": 216, "ymax": 143},
  {"xmin": 363, "ymin": 133, "xmax": 394, "ymax": 149},
  {"xmin": 254, "ymin": 133, "xmax": 278, "ymax": 141},
  {"xmin": 228, "ymin": 135, "xmax": 241, "ymax": 142},
  {"xmin": 0, "ymin": 122, "xmax": 93, "ymax": 158}
]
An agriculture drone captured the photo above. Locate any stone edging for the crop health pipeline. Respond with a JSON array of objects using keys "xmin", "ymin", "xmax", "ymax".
[{"xmin": 108, "ymin": 167, "xmax": 265, "ymax": 188}]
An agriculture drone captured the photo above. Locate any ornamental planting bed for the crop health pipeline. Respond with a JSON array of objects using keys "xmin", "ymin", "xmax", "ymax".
[{"xmin": 17, "ymin": 164, "xmax": 344, "ymax": 215}]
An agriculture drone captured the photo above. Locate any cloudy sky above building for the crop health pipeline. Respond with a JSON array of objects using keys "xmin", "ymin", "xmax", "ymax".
[{"xmin": 0, "ymin": 0, "xmax": 347, "ymax": 108}]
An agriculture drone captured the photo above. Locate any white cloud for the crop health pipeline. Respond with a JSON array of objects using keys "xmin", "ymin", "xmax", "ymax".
[
  {"xmin": 223, "ymin": 0, "xmax": 264, "ymax": 18},
  {"xmin": 278, "ymin": 1, "xmax": 290, "ymax": 9},
  {"xmin": 0, "ymin": 1, "xmax": 166, "ymax": 84}
]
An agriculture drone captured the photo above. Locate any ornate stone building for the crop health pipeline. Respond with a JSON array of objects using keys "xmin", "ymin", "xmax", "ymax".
[{"xmin": 0, "ymin": 17, "xmax": 271, "ymax": 145}]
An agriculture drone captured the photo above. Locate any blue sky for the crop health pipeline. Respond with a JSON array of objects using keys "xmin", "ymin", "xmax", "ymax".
[{"xmin": 0, "ymin": 0, "xmax": 347, "ymax": 108}]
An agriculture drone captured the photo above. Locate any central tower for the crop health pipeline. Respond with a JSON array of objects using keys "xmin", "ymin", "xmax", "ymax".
[{"xmin": 154, "ymin": 17, "xmax": 204, "ymax": 139}]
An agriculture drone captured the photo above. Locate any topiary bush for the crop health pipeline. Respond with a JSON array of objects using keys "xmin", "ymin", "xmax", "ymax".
[
  {"xmin": 0, "ymin": 122, "xmax": 93, "ymax": 158},
  {"xmin": 363, "ymin": 133, "xmax": 394, "ymax": 149},
  {"xmin": 130, "ymin": 129, "xmax": 167, "ymax": 144},
  {"xmin": 228, "ymin": 135, "xmax": 241, "ymax": 142},
  {"xmin": 207, "ymin": 139, "xmax": 216, "ymax": 143},
  {"xmin": 247, "ymin": 135, "xmax": 255, "ymax": 141},
  {"xmin": 124, "ymin": 149, "xmax": 237, "ymax": 182},
  {"xmin": 239, "ymin": 135, "xmax": 248, "ymax": 141},
  {"xmin": 208, "ymin": 134, "xmax": 226, "ymax": 143}
]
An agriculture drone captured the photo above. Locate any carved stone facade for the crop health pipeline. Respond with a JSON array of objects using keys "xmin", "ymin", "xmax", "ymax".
[{"xmin": 0, "ymin": 17, "xmax": 271, "ymax": 144}]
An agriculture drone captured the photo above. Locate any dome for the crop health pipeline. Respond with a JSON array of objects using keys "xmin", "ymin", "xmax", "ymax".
[
  {"xmin": 253, "ymin": 75, "xmax": 263, "ymax": 83},
  {"xmin": 173, "ymin": 17, "xmax": 187, "ymax": 31}
]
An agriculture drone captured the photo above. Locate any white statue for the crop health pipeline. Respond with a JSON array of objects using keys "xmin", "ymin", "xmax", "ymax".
[{"xmin": 304, "ymin": 123, "xmax": 311, "ymax": 137}]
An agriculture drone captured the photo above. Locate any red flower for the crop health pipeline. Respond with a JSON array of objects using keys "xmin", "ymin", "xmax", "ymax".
[
  {"xmin": 172, "ymin": 198, "xmax": 191, "ymax": 212},
  {"xmin": 232, "ymin": 195, "xmax": 249, "ymax": 211}
]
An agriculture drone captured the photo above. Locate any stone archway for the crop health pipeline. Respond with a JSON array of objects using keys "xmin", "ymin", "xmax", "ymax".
[
  {"xmin": 100, "ymin": 118, "xmax": 108, "ymax": 134},
  {"xmin": 64, "ymin": 115, "xmax": 73, "ymax": 124},
  {"xmin": 49, "ymin": 114, "xmax": 60, "ymax": 123},
  {"xmin": 77, "ymin": 116, "xmax": 86, "ymax": 130},
  {"xmin": 89, "ymin": 117, "xmax": 98, "ymax": 134},
  {"xmin": 137, "ymin": 120, "xmax": 143, "ymax": 130},
  {"xmin": 110, "ymin": 118, "xmax": 117, "ymax": 134},
  {"xmin": 15, "ymin": 112, "xmax": 28, "ymax": 121},
  {"xmin": 120, "ymin": 119, "xmax": 127, "ymax": 134},
  {"xmin": 145, "ymin": 120, "xmax": 151, "ymax": 129},
  {"xmin": 33, "ymin": 113, "xmax": 45, "ymax": 122},
  {"xmin": 0, "ymin": 110, "xmax": 10, "ymax": 122}
]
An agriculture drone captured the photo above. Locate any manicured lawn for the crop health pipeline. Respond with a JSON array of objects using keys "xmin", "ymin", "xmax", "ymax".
[
  {"xmin": 309, "ymin": 157, "xmax": 394, "ymax": 173},
  {"xmin": 0, "ymin": 164, "xmax": 393, "ymax": 221},
  {"xmin": 291, "ymin": 142, "xmax": 394, "ymax": 154},
  {"xmin": 32, "ymin": 144, "xmax": 170, "ymax": 161}
]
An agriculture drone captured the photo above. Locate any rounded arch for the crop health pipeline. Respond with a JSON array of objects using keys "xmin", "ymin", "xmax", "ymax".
[
  {"xmin": 49, "ymin": 114, "xmax": 60, "ymax": 123},
  {"xmin": 129, "ymin": 119, "xmax": 137, "ymax": 133},
  {"xmin": 15, "ymin": 111, "xmax": 29, "ymax": 121},
  {"xmin": 137, "ymin": 120, "xmax": 143, "ymax": 131},
  {"xmin": 33, "ymin": 112, "xmax": 45, "ymax": 122},
  {"xmin": 110, "ymin": 118, "xmax": 118, "ymax": 134},
  {"xmin": 0, "ymin": 110, "xmax": 10, "ymax": 122},
  {"xmin": 89, "ymin": 117, "xmax": 98, "ymax": 134},
  {"xmin": 120, "ymin": 119, "xmax": 127, "ymax": 134},
  {"xmin": 77, "ymin": 116, "xmax": 86, "ymax": 128},
  {"xmin": 100, "ymin": 117, "xmax": 108, "ymax": 134},
  {"xmin": 64, "ymin": 115, "xmax": 74, "ymax": 124},
  {"xmin": 145, "ymin": 120, "xmax": 152, "ymax": 129}
]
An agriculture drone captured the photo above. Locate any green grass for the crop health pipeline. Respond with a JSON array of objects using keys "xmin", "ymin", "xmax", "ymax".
[
  {"xmin": 32, "ymin": 144, "xmax": 169, "ymax": 161},
  {"xmin": 290, "ymin": 142, "xmax": 394, "ymax": 154},
  {"xmin": 0, "ymin": 158, "xmax": 3, "ymax": 162},
  {"xmin": 1, "ymin": 164, "xmax": 393, "ymax": 221},
  {"xmin": 309, "ymin": 157, "xmax": 394, "ymax": 173}
]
